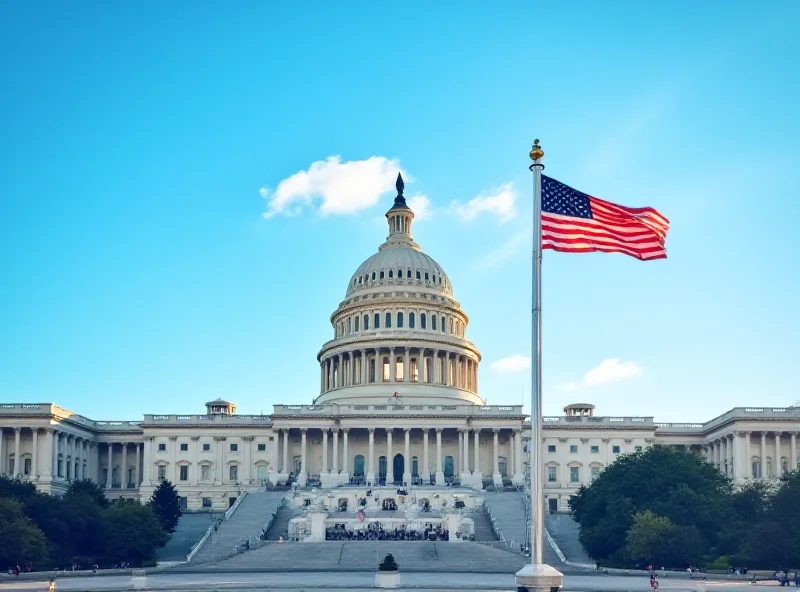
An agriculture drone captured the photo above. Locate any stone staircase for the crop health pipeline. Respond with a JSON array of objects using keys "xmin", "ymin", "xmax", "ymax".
[
  {"xmin": 545, "ymin": 513, "xmax": 594, "ymax": 565},
  {"xmin": 190, "ymin": 491, "xmax": 285, "ymax": 564},
  {"xmin": 484, "ymin": 491, "xmax": 561, "ymax": 565},
  {"xmin": 469, "ymin": 507, "xmax": 500, "ymax": 542},
  {"xmin": 156, "ymin": 512, "xmax": 223, "ymax": 562},
  {"xmin": 264, "ymin": 503, "xmax": 300, "ymax": 541}
]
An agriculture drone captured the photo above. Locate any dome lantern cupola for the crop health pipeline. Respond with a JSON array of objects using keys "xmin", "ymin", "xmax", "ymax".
[{"xmin": 383, "ymin": 173, "xmax": 419, "ymax": 250}]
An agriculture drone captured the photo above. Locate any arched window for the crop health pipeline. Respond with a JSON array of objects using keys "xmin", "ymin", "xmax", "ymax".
[
  {"xmin": 385, "ymin": 312, "xmax": 392, "ymax": 328},
  {"xmin": 407, "ymin": 269, "xmax": 412, "ymax": 279},
  {"xmin": 364, "ymin": 315, "xmax": 369, "ymax": 330},
  {"xmin": 409, "ymin": 312, "xmax": 415, "ymax": 328},
  {"xmin": 372, "ymin": 272, "xmax": 376, "ymax": 281},
  {"xmin": 397, "ymin": 269, "xmax": 402, "ymax": 279},
  {"xmin": 353, "ymin": 455, "xmax": 365, "ymax": 477},
  {"xmin": 421, "ymin": 313, "xmax": 427, "ymax": 329},
  {"xmin": 359, "ymin": 276, "xmax": 363, "ymax": 284},
  {"xmin": 347, "ymin": 317, "xmax": 351, "ymax": 334},
  {"xmin": 752, "ymin": 459, "xmax": 761, "ymax": 478},
  {"xmin": 354, "ymin": 316, "xmax": 360, "ymax": 332},
  {"xmin": 424, "ymin": 272, "xmax": 428, "ymax": 281},
  {"xmin": 379, "ymin": 456, "xmax": 387, "ymax": 480},
  {"xmin": 388, "ymin": 270, "xmax": 393, "ymax": 278},
  {"xmin": 397, "ymin": 312, "xmax": 404, "ymax": 328},
  {"xmin": 374, "ymin": 313, "xmax": 380, "ymax": 329},
  {"xmin": 441, "ymin": 316, "xmax": 447, "ymax": 332},
  {"xmin": 417, "ymin": 270, "xmax": 422, "ymax": 280},
  {"xmin": 380, "ymin": 271, "xmax": 385, "ymax": 279},
  {"xmin": 438, "ymin": 276, "xmax": 442, "ymax": 284},
  {"xmin": 432, "ymin": 315, "xmax": 437, "ymax": 331}
]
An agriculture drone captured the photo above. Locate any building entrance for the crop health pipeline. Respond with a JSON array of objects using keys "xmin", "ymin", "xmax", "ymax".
[{"xmin": 393, "ymin": 453, "xmax": 404, "ymax": 483}]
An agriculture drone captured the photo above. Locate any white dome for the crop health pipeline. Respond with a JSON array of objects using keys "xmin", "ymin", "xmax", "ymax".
[{"xmin": 346, "ymin": 247, "xmax": 453, "ymax": 297}]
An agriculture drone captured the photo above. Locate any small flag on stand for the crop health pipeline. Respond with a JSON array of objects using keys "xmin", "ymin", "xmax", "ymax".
[{"xmin": 541, "ymin": 175, "xmax": 669, "ymax": 261}]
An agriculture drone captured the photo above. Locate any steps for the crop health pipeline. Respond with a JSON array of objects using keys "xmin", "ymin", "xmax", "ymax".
[
  {"xmin": 190, "ymin": 491, "xmax": 285, "ymax": 564},
  {"xmin": 544, "ymin": 513, "xmax": 594, "ymax": 565},
  {"xmin": 264, "ymin": 504, "xmax": 300, "ymax": 541},
  {"xmin": 484, "ymin": 491, "xmax": 561, "ymax": 565},
  {"xmin": 469, "ymin": 507, "xmax": 499, "ymax": 542},
  {"xmin": 156, "ymin": 512, "xmax": 224, "ymax": 562}
]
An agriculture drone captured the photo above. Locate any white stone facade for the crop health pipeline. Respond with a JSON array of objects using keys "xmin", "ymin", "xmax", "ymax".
[{"xmin": 2, "ymin": 180, "xmax": 799, "ymax": 512}]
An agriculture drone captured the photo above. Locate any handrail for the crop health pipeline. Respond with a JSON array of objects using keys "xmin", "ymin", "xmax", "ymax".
[
  {"xmin": 185, "ymin": 525, "xmax": 213, "ymax": 562},
  {"xmin": 225, "ymin": 491, "xmax": 247, "ymax": 520}
]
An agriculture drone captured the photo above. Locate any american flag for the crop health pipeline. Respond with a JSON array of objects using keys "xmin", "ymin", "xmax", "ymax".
[{"xmin": 541, "ymin": 175, "xmax": 669, "ymax": 261}]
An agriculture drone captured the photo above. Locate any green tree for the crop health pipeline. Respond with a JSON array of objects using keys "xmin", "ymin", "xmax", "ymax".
[
  {"xmin": 625, "ymin": 511, "xmax": 675, "ymax": 566},
  {"xmin": 570, "ymin": 445, "xmax": 731, "ymax": 562},
  {"xmin": 102, "ymin": 499, "xmax": 166, "ymax": 566},
  {"xmin": 148, "ymin": 480, "xmax": 182, "ymax": 533},
  {"xmin": 0, "ymin": 498, "xmax": 49, "ymax": 568},
  {"xmin": 0, "ymin": 475, "xmax": 39, "ymax": 503},
  {"xmin": 65, "ymin": 479, "xmax": 109, "ymax": 509}
]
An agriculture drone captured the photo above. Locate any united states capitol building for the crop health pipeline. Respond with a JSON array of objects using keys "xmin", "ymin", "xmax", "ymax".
[{"xmin": 2, "ymin": 177, "xmax": 799, "ymax": 513}]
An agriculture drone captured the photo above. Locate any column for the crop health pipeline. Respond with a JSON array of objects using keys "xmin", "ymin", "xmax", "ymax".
[
  {"xmin": 493, "ymin": 430, "xmax": 500, "ymax": 475},
  {"xmin": 332, "ymin": 429, "xmax": 339, "ymax": 473},
  {"xmin": 282, "ymin": 430, "xmax": 289, "ymax": 473},
  {"xmin": 337, "ymin": 354, "xmax": 343, "ymax": 387},
  {"xmin": 300, "ymin": 429, "xmax": 307, "ymax": 474},
  {"xmin": 31, "ymin": 429, "xmax": 38, "ymax": 479},
  {"xmin": 368, "ymin": 428, "xmax": 375, "ymax": 482},
  {"xmin": 13, "ymin": 428, "xmax": 21, "ymax": 477},
  {"xmin": 216, "ymin": 437, "xmax": 224, "ymax": 484},
  {"xmin": 121, "ymin": 442, "xmax": 128, "ymax": 488},
  {"xmin": 473, "ymin": 428, "xmax": 481, "ymax": 475},
  {"xmin": 322, "ymin": 429, "xmax": 329, "ymax": 474},
  {"xmin": 136, "ymin": 442, "xmax": 142, "ymax": 486},
  {"xmin": 433, "ymin": 350, "xmax": 440, "ymax": 384},
  {"xmin": 760, "ymin": 432, "xmax": 767, "ymax": 478},
  {"xmin": 361, "ymin": 349, "xmax": 368, "ymax": 384},
  {"xmin": 386, "ymin": 428, "xmax": 393, "ymax": 484},
  {"xmin": 142, "ymin": 437, "xmax": 152, "ymax": 485},
  {"xmin": 390, "ymin": 348, "xmax": 396, "ymax": 382},
  {"xmin": 343, "ymin": 429, "xmax": 350, "ymax": 476},
  {"xmin": 42, "ymin": 429, "xmax": 54, "ymax": 478},
  {"xmin": 403, "ymin": 428, "xmax": 411, "ymax": 484},
  {"xmin": 403, "ymin": 349, "xmax": 410, "ymax": 383},
  {"xmin": 462, "ymin": 429, "xmax": 470, "ymax": 473},
  {"xmin": 435, "ymin": 428, "xmax": 443, "ymax": 484},
  {"xmin": 775, "ymin": 432, "xmax": 782, "ymax": 476},
  {"xmin": 457, "ymin": 430, "xmax": 463, "ymax": 472},
  {"xmin": 791, "ymin": 432, "xmax": 798, "ymax": 473},
  {"xmin": 744, "ymin": 432, "xmax": 752, "ymax": 478},
  {"xmin": 422, "ymin": 429, "xmax": 429, "ymax": 482},
  {"xmin": 105, "ymin": 443, "xmax": 113, "ymax": 488},
  {"xmin": 515, "ymin": 430, "xmax": 523, "ymax": 476}
]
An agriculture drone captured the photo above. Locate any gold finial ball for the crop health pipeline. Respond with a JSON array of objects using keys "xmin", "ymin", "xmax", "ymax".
[{"xmin": 530, "ymin": 138, "xmax": 544, "ymax": 161}]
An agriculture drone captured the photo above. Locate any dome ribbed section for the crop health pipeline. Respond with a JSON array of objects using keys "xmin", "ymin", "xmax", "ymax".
[{"xmin": 346, "ymin": 247, "xmax": 453, "ymax": 297}]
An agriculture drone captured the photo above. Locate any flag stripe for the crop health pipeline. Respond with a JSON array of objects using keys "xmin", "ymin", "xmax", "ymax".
[{"xmin": 541, "ymin": 175, "xmax": 669, "ymax": 260}]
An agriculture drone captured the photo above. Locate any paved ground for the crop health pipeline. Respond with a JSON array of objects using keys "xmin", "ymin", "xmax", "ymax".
[{"xmin": 0, "ymin": 571, "xmax": 780, "ymax": 591}]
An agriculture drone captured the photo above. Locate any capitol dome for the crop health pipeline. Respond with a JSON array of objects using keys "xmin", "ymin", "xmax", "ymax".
[{"xmin": 315, "ymin": 173, "xmax": 483, "ymax": 407}]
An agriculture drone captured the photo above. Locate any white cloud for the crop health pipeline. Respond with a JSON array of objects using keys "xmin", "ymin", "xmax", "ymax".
[
  {"xmin": 451, "ymin": 183, "xmax": 517, "ymax": 223},
  {"xmin": 559, "ymin": 358, "xmax": 643, "ymax": 391},
  {"xmin": 474, "ymin": 230, "xmax": 530, "ymax": 270},
  {"xmin": 407, "ymin": 193, "xmax": 431, "ymax": 221},
  {"xmin": 490, "ymin": 354, "xmax": 531, "ymax": 374},
  {"xmin": 261, "ymin": 156, "xmax": 403, "ymax": 218}
]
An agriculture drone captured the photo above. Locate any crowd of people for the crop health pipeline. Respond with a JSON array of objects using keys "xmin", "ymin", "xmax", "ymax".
[{"xmin": 325, "ymin": 522, "xmax": 450, "ymax": 541}]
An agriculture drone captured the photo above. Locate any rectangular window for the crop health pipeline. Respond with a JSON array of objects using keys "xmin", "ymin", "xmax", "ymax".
[
  {"xmin": 24, "ymin": 458, "xmax": 31, "ymax": 475},
  {"xmin": 385, "ymin": 312, "xmax": 391, "ymax": 328},
  {"xmin": 635, "ymin": 446, "xmax": 643, "ymax": 452},
  {"xmin": 569, "ymin": 445, "xmax": 578, "ymax": 453},
  {"xmin": 570, "ymin": 467, "xmax": 580, "ymax": 483},
  {"xmin": 203, "ymin": 443, "xmax": 211, "ymax": 452},
  {"xmin": 612, "ymin": 445, "xmax": 621, "ymax": 454},
  {"xmin": 202, "ymin": 497, "xmax": 212, "ymax": 508},
  {"xmin": 230, "ymin": 465, "xmax": 239, "ymax": 481},
  {"xmin": 547, "ymin": 466, "xmax": 557, "ymax": 482},
  {"xmin": 257, "ymin": 443, "xmax": 266, "ymax": 452},
  {"xmin": 201, "ymin": 465, "xmax": 210, "ymax": 481},
  {"xmin": 180, "ymin": 443, "xmax": 188, "ymax": 451},
  {"xmin": 591, "ymin": 445, "xmax": 599, "ymax": 453},
  {"xmin": 432, "ymin": 315, "xmax": 437, "ymax": 331},
  {"xmin": 354, "ymin": 316, "xmax": 359, "ymax": 332},
  {"xmin": 421, "ymin": 314, "xmax": 426, "ymax": 329},
  {"xmin": 179, "ymin": 465, "xmax": 188, "ymax": 481},
  {"xmin": 547, "ymin": 445, "xmax": 556, "ymax": 453},
  {"xmin": 158, "ymin": 443, "xmax": 166, "ymax": 452},
  {"xmin": 179, "ymin": 496, "xmax": 188, "ymax": 510},
  {"xmin": 158, "ymin": 465, "xmax": 166, "ymax": 481},
  {"xmin": 591, "ymin": 466, "xmax": 600, "ymax": 481},
  {"xmin": 230, "ymin": 443, "xmax": 238, "ymax": 452},
  {"xmin": 364, "ymin": 315, "xmax": 369, "ymax": 330},
  {"xmin": 374, "ymin": 313, "xmax": 380, "ymax": 328},
  {"xmin": 441, "ymin": 316, "xmax": 446, "ymax": 332}
]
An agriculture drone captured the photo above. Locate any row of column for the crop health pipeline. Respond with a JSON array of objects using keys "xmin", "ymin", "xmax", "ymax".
[
  {"xmin": 278, "ymin": 427, "xmax": 522, "ymax": 478},
  {"xmin": 705, "ymin": 430, "xmax": 798, "ymax": 480},
  {"xmin": 320, "ymin": 348, "xmax": 478, "ymax": 393}
]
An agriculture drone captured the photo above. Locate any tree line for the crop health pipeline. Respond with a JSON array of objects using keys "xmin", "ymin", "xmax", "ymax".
[
  {"xmin": 570, "ymin": 445, "xmax": 800, "ymax": 571},
  {"xmin": 0, "ymin": 477, "xmax": 183, "ymax": 571}
]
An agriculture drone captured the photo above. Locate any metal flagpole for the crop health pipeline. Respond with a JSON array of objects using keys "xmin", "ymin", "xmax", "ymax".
[{"xmin": 515, "ymin": 140, "xmax": 563, "ymax": 592}]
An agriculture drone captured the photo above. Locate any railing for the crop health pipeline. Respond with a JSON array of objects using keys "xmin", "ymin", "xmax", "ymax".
[
  {"xmin": 542, "ymin": 416, "xmax": 655, "ymax": 426},
  {"xmin": 144, "ymin": 414, "xmax": 272, "ymax": 424},
  {"xmin": 224, "ymin": 491, "xmax": 247, "ymax": 520},
  {"xmin": 186, "ymin": 525, "xmax": 214, "ymax": 562},
  {"xmin": 273, "ymin": 404, "xmax": 524, "ymax": 417}
]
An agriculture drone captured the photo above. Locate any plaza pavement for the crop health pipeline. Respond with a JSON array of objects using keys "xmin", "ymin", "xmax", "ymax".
[{"xmin": 0, "ymin": 571, "xmax": 782, "ymax": 592}]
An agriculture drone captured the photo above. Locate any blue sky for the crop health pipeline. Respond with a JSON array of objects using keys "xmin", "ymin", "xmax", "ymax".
[{"xmin": 1, "ymin": 2, "xmax": 798, "ymax": 422}]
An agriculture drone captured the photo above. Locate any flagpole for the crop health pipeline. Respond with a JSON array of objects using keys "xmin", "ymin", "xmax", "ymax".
[{"xmin": 515, "ymin": 140, "xmax": 563, "ymax": 592}]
